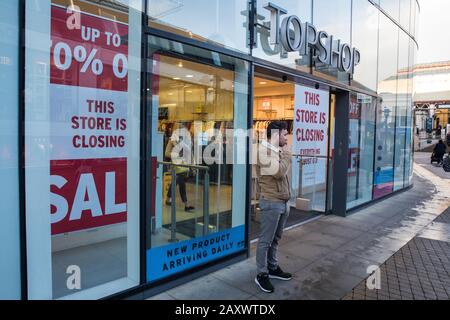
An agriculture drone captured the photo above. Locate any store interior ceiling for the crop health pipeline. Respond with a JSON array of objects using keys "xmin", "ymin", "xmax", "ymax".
[
  {"xmin": 157, "ymin": 56, "xmax": 233, "ymax": 89},
  {"xmin": 254, "ymin": 76, "xmax": 294, "ymax": 98}
]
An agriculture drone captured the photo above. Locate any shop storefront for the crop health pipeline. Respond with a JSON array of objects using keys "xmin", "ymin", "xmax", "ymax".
[{"xmin": 0, "ymin": 0, "xmax": 419, "ymax": 300}]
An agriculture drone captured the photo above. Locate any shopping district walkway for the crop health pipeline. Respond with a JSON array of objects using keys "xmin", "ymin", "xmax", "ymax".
[{"xmin": 149, "ymin": 153, "xmax": 450, "ymax": 300}]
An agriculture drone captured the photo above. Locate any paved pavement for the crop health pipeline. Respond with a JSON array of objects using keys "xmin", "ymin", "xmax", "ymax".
[
  {"xmin": 415, "ymin": 137, "xmax": 439, "ymax": 152},
  {"xmin": 149, "ymin": 156, "xmax": 450, "ymax": 300},
  {"xmin": 414, "ymin": 152, "xmax": 450, "ymax": 179},
  {"xmin": 344, "ymin": 159, "xmax": 450, "ymax": 300}
]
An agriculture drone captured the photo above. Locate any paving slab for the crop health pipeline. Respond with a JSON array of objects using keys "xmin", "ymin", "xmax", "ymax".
[
  {"xmin": 292, "ymin": 262, "xmax": 363, "ymax": 299},
  {"xmin": 147, "ymin": 292, "xmax": 175, "ymax": 300},
  {"xmin": 279, "ymin": 241, "xmax": 335, "ymax": 262},
  {"xmin": 318, "ymin": 224, "xmax": 365, "ymax": 240},
  {"xmin": 318, "ymin": 251, "xmax": 380, "ymax": 279},
  {"xmin": 165, "ymin": 275, "xmax": 253, "ymax": 300}
]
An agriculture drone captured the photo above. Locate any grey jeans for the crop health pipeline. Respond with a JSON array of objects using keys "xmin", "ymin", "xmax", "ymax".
[{"xmin": 256, "ymin": 198, "xmax": 290, "ymax": 274}]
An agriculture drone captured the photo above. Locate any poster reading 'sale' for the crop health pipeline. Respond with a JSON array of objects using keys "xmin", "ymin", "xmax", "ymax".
[
  {"xmin": 292, "ymin": 86, "xmax": 329, "ymax": 189},
  {"xmin": 49, "ymin": 5, "xmax": 129, "ymax": 235}
]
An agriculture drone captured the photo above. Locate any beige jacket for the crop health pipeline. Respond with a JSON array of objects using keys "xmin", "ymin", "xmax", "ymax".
[{"xmin": 256, "ymin": 140, "xmax": 292, "ymax": 202}]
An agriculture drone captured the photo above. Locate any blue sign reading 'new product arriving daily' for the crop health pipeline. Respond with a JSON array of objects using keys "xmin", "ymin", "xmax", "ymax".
[{"xmin": 147, "ymin": 225, "xmax": 245, "ymax": 282}]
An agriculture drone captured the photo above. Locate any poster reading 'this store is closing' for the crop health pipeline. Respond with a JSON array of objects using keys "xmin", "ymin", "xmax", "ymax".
[
  {"xmin": 49, "ymin": 5, "xmax": 129, "ymax": 235},
  {"xmin": 292, "ymin": 86, "xmax": 329, "ymax": 189}
]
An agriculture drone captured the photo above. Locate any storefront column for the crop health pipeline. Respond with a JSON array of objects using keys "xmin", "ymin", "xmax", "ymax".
[{"xmin": 331, "ymin": 91, "xmax": 350, "ymax": 217}]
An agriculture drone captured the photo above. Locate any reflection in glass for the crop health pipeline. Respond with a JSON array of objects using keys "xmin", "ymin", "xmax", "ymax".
[
  {"xmin": 404, "ymin": 38, "xmax": 416, "ymax": 187},
  {"xmin": 152, "ymin": 55, "xmax": 236, "ymax": 245},
  {"xmin": 393, "ymin": 31, "xmax": 410, "ymax": 191},
  {"xmin": 347, "ymin": 93, "xmax": 376, "ymax": 209},
  {"xmin": 351, "ymin": 0, "xmax": 379, "ymax": 92},
  {"xmin": 415, "ymin": 2, "xmax": 420, "ymax": 42},
  {"xmin": 147, "ymin": 0, "xmax": 250, "ymax": 53},
  {"xmin": 380, "ymin": 0, "xmax": 400, "ymax": 22},
  {"xmin": 374, "ymin": 14, "xmax": 398, "ymax": 199},
  {"xmin": 399, "ymin": 0, "xmax": 411, "ymax": 33},
  {"xmin": 253, "ymin": 0, "xmax": 312, "ymax": 73},
  {"xmin": 409, "ymin": 0, "xmax": 416, "ymax": 37},
  {"xmin": 312, "ymin": 0, "xmax": 351, "ymax": 84}
]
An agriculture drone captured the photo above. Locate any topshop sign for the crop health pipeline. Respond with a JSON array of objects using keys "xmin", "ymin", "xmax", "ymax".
[{"xmin": 261, "ymin": 2, "xmax": 361, "ymax": 75}]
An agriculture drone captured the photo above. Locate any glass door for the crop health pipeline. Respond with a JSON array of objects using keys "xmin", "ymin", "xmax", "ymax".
[
  {"xmin": 146, "ymin": 35, "xmax": 249, "ymax": 283},
  {"xmin": 250, "ymin": 68, "xmax": 332, "ymax": 240},
  {"xmin": 293, "ymin": 84, "xmax": 331, "ymax": 213}
]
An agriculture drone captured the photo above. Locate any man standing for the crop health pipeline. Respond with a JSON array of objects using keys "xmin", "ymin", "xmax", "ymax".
[{"xmin": 255, "ymin": 121, "xmax": 292, "ymax": 293}]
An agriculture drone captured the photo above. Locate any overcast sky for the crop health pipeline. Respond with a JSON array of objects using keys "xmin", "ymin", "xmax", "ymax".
[{"xmin": 417, "ymin": 0, "xmax": 450, "ymax": 64}]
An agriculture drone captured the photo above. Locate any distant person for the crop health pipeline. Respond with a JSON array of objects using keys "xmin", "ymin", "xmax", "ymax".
[
  {"xmin": 437, "ymin": 125, "xmax": 442, "ymax": 136},
  {"xmin": 433, "ymin": 139, "xmax": 447, "ymax": 164},
  {"xmin": 255, "ymin": 121, "xmax": 292, "ymax": 294},
  {"xmin": 165, "ymin": 123, "xmax": 195, "ymax": 212}
]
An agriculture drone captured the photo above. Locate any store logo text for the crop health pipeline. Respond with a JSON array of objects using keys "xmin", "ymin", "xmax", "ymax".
[{"xmin": 260, "ymin": 2, "xmax": 361, "ymax": 74}]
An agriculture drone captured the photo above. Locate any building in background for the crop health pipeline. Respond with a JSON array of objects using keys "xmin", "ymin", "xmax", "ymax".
[
  {"xmin": 0, "ymin": 0, "xmax": 419, "ymax": 300},
  {"xmin": 413, "ymin": 61, "xmax": 450, "ymax": 142}
]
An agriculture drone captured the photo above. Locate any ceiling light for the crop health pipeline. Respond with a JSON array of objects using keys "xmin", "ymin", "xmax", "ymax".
[
  {"xmin": 186, "ymin": 75, "xmax": 194, "ymax": 78},
  {"xmin": 178, "ymin": 62, "xmax": 184, "ymax": 68},
  {"xmin": 259, "ymin": 81, "xmax": 267, "ymax": 85},
  {"xmin": 173, "ymin": 77, "xmax": 181, "ymax": 80}
]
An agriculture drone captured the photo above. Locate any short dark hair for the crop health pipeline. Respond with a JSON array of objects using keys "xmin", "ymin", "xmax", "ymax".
[{"xmin": 267, "ymin": 121, "xmax": 288, "ymax": 139}]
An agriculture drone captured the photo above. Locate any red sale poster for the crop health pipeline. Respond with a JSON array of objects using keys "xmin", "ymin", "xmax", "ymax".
[{"xmin": 49, "ymin": 5, "xmax": 128, "ymax": 235}]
